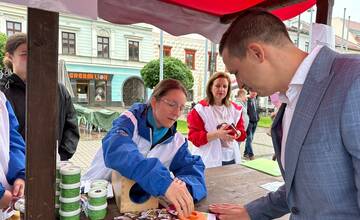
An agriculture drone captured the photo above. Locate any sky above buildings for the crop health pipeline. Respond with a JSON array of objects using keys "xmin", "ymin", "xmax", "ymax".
[
  {"xmin": 300, "ymin": 0, "xmax": 360, "ymax": 23},
  {"xmin": 333, "ymin": 0, "xmax": 360, "ymax": 22}
]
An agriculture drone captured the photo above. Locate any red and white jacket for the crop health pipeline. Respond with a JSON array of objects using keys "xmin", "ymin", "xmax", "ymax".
[{"xmin": 187, "ymin": 100, "xmax": 246, "ymax": 168}]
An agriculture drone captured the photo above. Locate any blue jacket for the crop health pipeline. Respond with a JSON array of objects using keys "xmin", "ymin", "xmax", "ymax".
[
  {"xmin": 0, "ymin": 101, "xmax": 26, "ymax": 199},
  {"xmin": 103, "ymin": 103, "xmax": 207, "ymax": 202}
]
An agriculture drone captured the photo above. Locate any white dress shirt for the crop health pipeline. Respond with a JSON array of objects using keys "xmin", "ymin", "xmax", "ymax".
[{"xmin": 279, "ymin": 46, "xmax": 323, "ymax": 169}]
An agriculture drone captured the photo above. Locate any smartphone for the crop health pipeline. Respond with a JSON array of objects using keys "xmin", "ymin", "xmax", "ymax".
[{"xmin": 227, "ymin": 123, "xmax": 240, "ymax": 137}]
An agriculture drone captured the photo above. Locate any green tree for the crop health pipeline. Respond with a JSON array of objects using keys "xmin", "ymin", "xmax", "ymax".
[
  {"xmin": 0, "ymin": 33, "xmax": 7, "ymax": 69},
  {"xmin": 140, "ymin": 57, "xmax": 194, "ymax": 90}
]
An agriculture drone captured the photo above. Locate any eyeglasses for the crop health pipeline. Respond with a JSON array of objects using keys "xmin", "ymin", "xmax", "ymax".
[{"xmin": 161, "ymin": 98, "xmax": 185, "ymax": 112}]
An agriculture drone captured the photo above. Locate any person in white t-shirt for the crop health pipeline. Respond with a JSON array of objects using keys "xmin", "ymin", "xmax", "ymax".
[{"xmin": 187, "ymin": 72, "xmax": 246, "ymax": 168}]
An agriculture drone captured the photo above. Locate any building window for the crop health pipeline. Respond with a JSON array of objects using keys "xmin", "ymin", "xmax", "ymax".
[
  {"xmin": 62, "ymin": 32, "xmax": 76, "ymax": 55},
  {"xmin": 294, "ymin": 39, "xmax": 298, "ymax": 46},
  {"xmin": 97, "ymin": 36, "xmax": 109, "ymax": 58},
  {"xmin": 95, "ymin": 80, "xmax": 106, "ymax": 102},
  {"xmin": 76, "ymin": 80, "xmax": 89, "ymax": 103},
  {"xmin": 185, "ymin": 49, "xmax": 196, "ymax": 70},
  {"xmin": 6, "ymin": 21, "xmax": 22, "ymax": 36},
  {"xmin": 160, "ymin": 45, "xmax": 172, "ymax": 57},
  {"xmin": 208, "ymin": 52, "xmax": 218, "ymax": 71},
  {"xmin": 305, "ymin": 41, "xmax": 309, "ymax": 52},
  {"xmin": 129, "ymin": 40, "xmax": 139, "ymax": 61}
]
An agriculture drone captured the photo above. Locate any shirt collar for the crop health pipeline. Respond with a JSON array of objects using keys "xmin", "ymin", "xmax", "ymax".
[{"xmin": 279, "ymin": 45, "xmax": 323, "ymax": 104}]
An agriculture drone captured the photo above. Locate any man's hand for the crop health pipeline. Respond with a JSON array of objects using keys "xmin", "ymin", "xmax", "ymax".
[
  {"xmin": 0, "ymin": 190, "xmax": 13, "ymax": 209},
  {"xmin": 165, "ymin": 178, "xmax": 194, "ymax": 218},
  {"xmin": 12, "ymin": 178, "xmax": 25, "ymax": 197},
  {"xmin": 209, "ymin": 203, "xmax": 251, "ymax": 220}
]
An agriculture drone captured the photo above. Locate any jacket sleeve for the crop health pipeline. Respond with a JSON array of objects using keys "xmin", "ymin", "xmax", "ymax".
[
  {"xmin": 187, "ymin": 109, "xmax": 208, "ymax": 147},
  {"xmin": 341, "ymin": 76, "xmax": 360, "ymax": 212},
  {"xmin": 6, "ymin": 101, "xmax": 25, "ymax": 184},
  {"xmin": 235, "ymin": 112, "xmax": 247, "ymax": 142},
  {"xmin": 169, "ymin": 140, "xmax": 207, "ymax": 203},
  {"xmin": 59, "ymin": 84, "xmax": 79, "ymax": 160},
  {"xmin": 102, "ymin": 115, "xmax": 173, "ymax": 197},
  {"xmin": 0, "ymin": 183, "xmax": 4, "ymax": 200},
  {"xmin": 245, "ymin": 184, "xmax": 289, "ymax": 220}
]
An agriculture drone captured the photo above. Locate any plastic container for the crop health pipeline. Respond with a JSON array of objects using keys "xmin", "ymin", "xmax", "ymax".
[
  {"xmin": 179, "ymin": 211, "xmax": 206, "ymax": 220},
  {"xmin": 60, "ymin": 166, "xmax": 81, "ymax": 184},
  {"xmin": 60, "ymin": 195, "xmax": 81, "ymax": 212},
  {"xmin": 88, "ymin": 203, "xmax": 107, "ymax": 220},
  {"xmin": 60, "ymin": 182, "xmax": 81, "ymax": 198},
  {"xmin": 59, "ymin": 208, "xmax": 80, "ymax": 220},
  {"xmin": 88, "ymin": 188, "xmax": 107, "ymax": 206}
]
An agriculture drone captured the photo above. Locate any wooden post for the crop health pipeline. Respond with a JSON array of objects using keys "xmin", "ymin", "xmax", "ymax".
[
  {"xmin": 316, "ymin": 0, "xmax": 334, "ymax": 25},
  {"xmin": 26, "ymin": 8, "xmax": 59, "ymax": 219}
]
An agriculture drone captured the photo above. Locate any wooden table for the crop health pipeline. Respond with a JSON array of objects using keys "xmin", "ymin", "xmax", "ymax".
[
  {"xmin": 195, "ymin": 164, "xmax": 282, "ymax": 212},
  {"xmin": 81, "ymin": 164, "xmax": 284, "ymax": 219}
]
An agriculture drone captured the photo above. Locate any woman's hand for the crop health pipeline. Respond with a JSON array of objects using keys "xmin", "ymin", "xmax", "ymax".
[
  {"xmin": 0, "ymin": 190, "xmax": 13, "ymax": 209},
  {"xmin": 165, "ymin": 178, "xmax": 194, "ymax": 218},
  {"xmin": 217, "ymin": 124, "xmax": 235, "ymax": 142},
  {"xmin": 12, "ymin": 178, "xmax": 25, "ymax": 197}
]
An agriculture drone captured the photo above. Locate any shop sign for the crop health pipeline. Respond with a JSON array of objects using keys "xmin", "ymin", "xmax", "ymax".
[{"xmin": 68, "ymin": 72, "xmax": 109, "ymax": 81}]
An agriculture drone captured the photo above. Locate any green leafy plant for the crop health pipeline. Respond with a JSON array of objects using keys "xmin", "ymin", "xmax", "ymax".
[
  {"xmin": 0, "ymin": 33, "xmax": 7, "ymax": 69},
  {"xmin": 140, "ymin": 57, "xmax": 194, "ymax": 90}
]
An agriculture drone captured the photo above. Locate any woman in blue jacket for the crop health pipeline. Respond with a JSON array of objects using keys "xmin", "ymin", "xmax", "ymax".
[
  {"xmin": 85, "ymin": 79, "xmax": 207, "ymax": 218},
  {"xmin": 0, "ymin": 91, "xmax": 25, "ymax": 209}
]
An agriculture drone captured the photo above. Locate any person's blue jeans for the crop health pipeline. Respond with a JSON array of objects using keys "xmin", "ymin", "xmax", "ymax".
[{"xmin": 244, "ymin": 121, "xmax": 257, "ymax": 157}]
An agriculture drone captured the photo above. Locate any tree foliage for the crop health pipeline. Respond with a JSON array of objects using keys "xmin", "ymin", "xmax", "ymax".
[
  {"xmin": 0, "ymin": 33, "xmax": 7, "ymax": 69},
  {"xmin": 140, "ymin": 57, "xmax": 194, "ymax": 90}
]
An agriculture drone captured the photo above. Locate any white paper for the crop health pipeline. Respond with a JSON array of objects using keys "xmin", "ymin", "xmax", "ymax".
[
  {"xmin": 206, "ymin": 213, "xmax": 217, "ymax": 220},
  {"xmin": 260, "ymin": 181, "xmax": 284, "ymax": 192}
]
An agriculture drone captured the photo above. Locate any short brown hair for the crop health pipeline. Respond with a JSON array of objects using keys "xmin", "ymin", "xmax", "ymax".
[
  {"xmin": 3, "ymin": 33, "xmax": 27, "ymax": 70},
  {"xmin": 219, "ymin": 8, "xmax": 291, "ymax": 58},
  {"xmin": 151, "ymin": 78, "xmax": 187, "ymax": 101},
  {"xmin": 206, "ymin": 72, "xmax": 232, "ymax": 106}
]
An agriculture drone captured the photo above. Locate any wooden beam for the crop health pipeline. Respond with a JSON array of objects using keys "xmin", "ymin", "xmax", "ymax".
[
  {"xmin": 316, "ymin": 0, "xmax": 334, "ymax": 25},
  {"xmin": 26, "ymin": 8, "xmax": 58, "ymax": 219}
]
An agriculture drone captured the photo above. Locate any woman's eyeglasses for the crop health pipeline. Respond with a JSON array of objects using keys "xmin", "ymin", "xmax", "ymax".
[{"xmin": 161, "ymin": 98, "xmax": 185, "ymax": 112}]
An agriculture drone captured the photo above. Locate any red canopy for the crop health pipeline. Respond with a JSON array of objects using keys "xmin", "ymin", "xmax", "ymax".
[
  {"xmin": 162, "ymin": 0, "xmax": 265, "ymax": 16},
  {"xmin": 99, "ymin": 0, "xmax": 316, "ymax": 43},
  {"xmin": 1, "ymin": 0, "xmax": 316, "ymax": 42},
  {"xmin": 162, "ymin": 0, "xmax": 316, "ymax": 20},
  {"xmin": 272, "ymin": 0, "xmax": 317, "ymax": 20}
]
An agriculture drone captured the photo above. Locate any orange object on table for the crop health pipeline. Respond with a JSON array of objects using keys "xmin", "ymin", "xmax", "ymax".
[{"xmin": 179, "ymin": 211, "xmax": 206, "ymax": 220}]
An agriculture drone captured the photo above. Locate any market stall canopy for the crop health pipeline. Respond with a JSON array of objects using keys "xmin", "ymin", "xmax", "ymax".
[
  {"xmin": 2, "ymin": 0, "xmax": 315, "ymax": 43},
  {"xmin": 99, "ymin": 0, "xmax": 316, "ymax": 42}
]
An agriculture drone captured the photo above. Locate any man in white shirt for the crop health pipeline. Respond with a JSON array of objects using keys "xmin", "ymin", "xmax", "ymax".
[{"xmin": 209, "ymin": 8, "xmax": 360, "ymax": 220}]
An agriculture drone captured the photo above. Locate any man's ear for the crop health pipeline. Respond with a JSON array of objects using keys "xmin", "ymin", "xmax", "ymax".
[{"xmin": 247, "ymin": 43, "xmax": 265, "ymax": 63}]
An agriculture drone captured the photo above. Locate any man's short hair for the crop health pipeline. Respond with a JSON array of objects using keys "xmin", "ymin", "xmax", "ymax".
[{"xmin": 219, "ymin": 8, "xmax": 292, "ymax": 57}]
